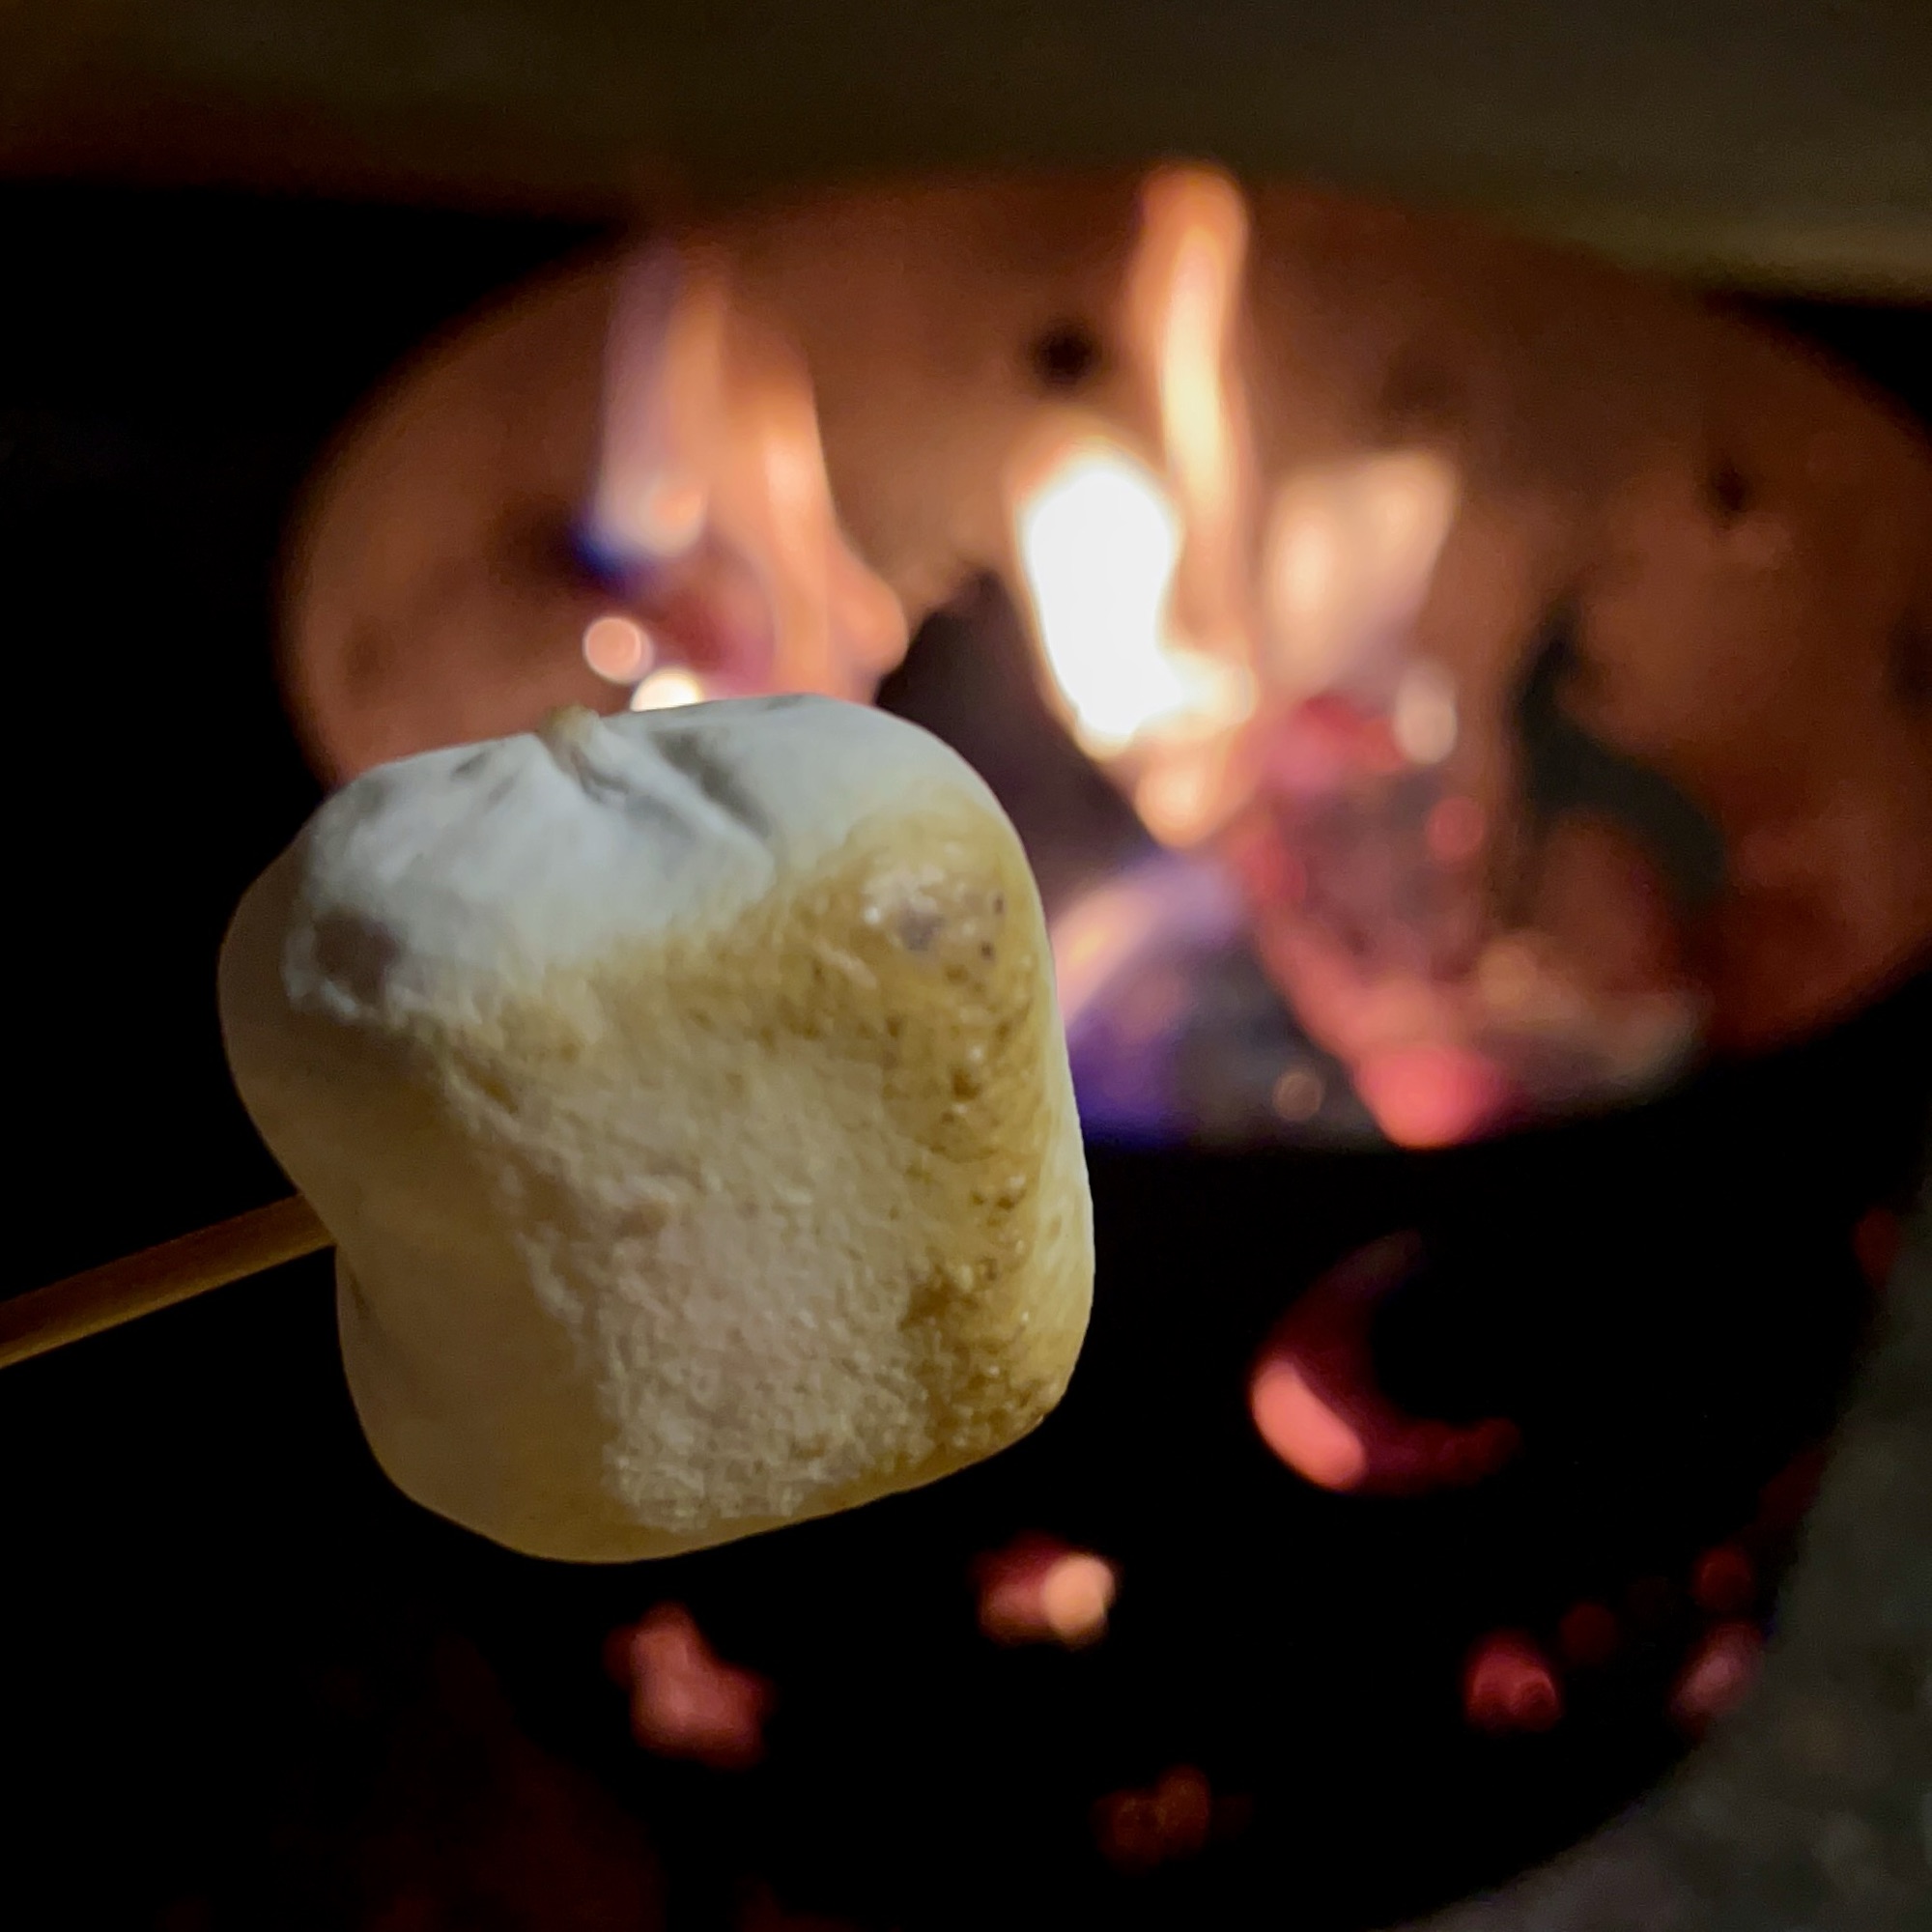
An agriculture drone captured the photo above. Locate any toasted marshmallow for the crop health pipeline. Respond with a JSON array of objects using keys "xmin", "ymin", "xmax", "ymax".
[{"xmin": 219, "ymin": 697, "xmax": 1092, "ymax": 1562}]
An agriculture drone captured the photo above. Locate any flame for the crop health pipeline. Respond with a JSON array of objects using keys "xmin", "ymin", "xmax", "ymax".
[
  {"xmin": 1050, "ymin": 852, "xmax": 1248, "ymax": 1031},
  {"xmin": 587, "ymin": 242, "xmax": 906, "ymax": 706},
  {"xmin": 1009, "ymin": 166, "xmax": 1260, "ymax": 849},
  {"xmin": 1126, "ymin": 165, "xmax": 1253, "ymax": 651},
  {"xmin": 1264, "ymin": 451, "xmax": 1460, "ymax": 699},
  {"xmin": 1014, "ymin": 440, "xmax": 1246, "ymax": 759},
  {"xmin": 1009, "ymin": 173, "xmax": 1462, "ymax": 861}
]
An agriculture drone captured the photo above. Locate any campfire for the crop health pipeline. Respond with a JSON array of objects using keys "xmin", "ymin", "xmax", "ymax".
[{"xmin": 284, "ymin": 164, "xmax": 1932, "ymax": 1153}]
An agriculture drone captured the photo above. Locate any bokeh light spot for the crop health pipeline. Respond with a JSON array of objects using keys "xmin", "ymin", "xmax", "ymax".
[
  {"xmin": 1463, "ymin": 1632, "xmax": 1563, "ymax": 1735},
  {"xmin": 1669, "ymin": 1622, "xmax": 1763, "ymax": 1734},
  {"xmin": 605, "ymin": 1603, "xmax": 772, "ymax": 1770},
  {"xmin": 976, "ymin": 1535, "xmax": 1120, "ymax": 1647},
  {"xmin": 1249, "ymin": 1359, "xmax": 1368, "ymax": 1491},
  {"xmin": 630, "ymin": 666, "xmax": 708, "ymax": 711},
  {"xmin": 1690, "ymin": 1545, "xmax": 1756, "ymax": 1617},
  {"xmin": 1093, "ymin": 1766, "xmax": 1216, "ymax": 1872},
  {"xmin": 582, "ymin": 612, "xmax": 653, "ymax": 683}
]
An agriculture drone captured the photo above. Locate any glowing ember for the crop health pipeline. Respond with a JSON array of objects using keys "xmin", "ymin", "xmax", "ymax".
[
  {"xmin": 1463, "ymin": 1632, "xmax": 1564, "ymax": 1735},
  {"xmin": 1125, "ymin": 165, "xmax": 1253, "ymax": 656},
  {"xmin": 1426, "ymin": 794, "xmax": 1487, "ymax": 865},
  {"xmin": 1668, "ymin": 1621, "xmax": 1763, "ymax": 1734},
  {"xmin": 1352, "ymin": 1042, "xmax": 1516, "ymax": 1151},
  {"xmin": 1249, "ymin": 1235, "xmax": 1520, "ymax": 1496},
  {"xmin": 606, "ymin": 1603, "xmax": 772, "ymax": 1770},
  {"xmin": 975, "ymin": 1534, "xmax": 1120, "ymax": 1647},
  {"xmin": 1249, "ymin": 1358, "xmax": 1368, "ymax": 1492},
  {"xmin": 1092, "ymin": 1765, "xmax": 1217, "ymax": 1872}
]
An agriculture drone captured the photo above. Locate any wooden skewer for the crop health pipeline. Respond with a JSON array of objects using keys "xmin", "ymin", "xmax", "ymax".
[{"xmin": 0, "ymin": 1195, "xmax": 333, "ymax": 1372}]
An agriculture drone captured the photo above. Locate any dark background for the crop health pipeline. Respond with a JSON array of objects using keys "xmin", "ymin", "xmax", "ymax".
[{"xmin": 0, "ymin": 184, "xmax": 1927, "ymax": 1930}]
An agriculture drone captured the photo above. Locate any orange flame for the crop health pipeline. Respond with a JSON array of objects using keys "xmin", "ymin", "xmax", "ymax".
[
  {"xmin": 1009, "ymin": 167, "xmax": 1263, "ymax": 847},
  {"xmin": 1009, "ymin": 171, "xmax": 1464, "ymax": 852},
  {"xmin": 1126, "ymin": 165, "xmax": 1253, "ymax": 655},
  {"xmin": 590, "ymin": 243, "xmax": 906, "ymax": 706}
]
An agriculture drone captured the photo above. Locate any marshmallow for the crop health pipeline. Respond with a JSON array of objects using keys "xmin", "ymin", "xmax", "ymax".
[{"xmin": 219, "ymin": 697, "xmax": 1093, "ymax": 1562}]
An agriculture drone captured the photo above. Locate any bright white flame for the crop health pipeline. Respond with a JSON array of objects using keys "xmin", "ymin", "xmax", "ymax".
[
  {"xmin": 629, "ymin": 667, "xmax": 707, "ymax": 710},
  {"xmin": 1016, "ymin": 442, "xmax": 1250, "ymax": 759},
  {"xmin": 582, "ymin": 612, "xmax": 654, "ymax": 683}
]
